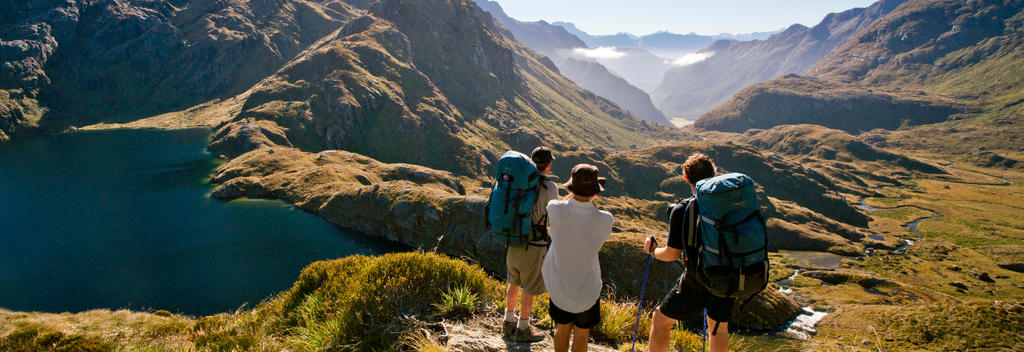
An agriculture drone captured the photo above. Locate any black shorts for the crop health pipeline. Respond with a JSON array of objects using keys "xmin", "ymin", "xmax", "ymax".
[
  {"xmin": 658, "ymin": 271, "xmax": 735, "ymax": 323},
  {"xmin": 549, "ymin": 299, "xmax": 601, "ymax": 329}
]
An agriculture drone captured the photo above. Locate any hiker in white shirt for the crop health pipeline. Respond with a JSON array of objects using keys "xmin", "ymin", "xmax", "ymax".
[{"xmin": 542, "ymin": 164, "xmax": 613, "ymax": 352}]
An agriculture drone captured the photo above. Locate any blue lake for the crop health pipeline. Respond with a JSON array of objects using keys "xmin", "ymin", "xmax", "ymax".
[{"xmin": 0, "ymin": 129, "xmax": 401, "ymax": 315}]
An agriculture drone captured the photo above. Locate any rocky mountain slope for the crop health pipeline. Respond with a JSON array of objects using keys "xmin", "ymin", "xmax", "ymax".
[
  {"xmin": 473, "ymin": 0, "xmax": 671, "ymax": 125},
  {"xmin": 697, "ymin": 0, "xmax": 1024, "ymax": 138},
  {"xmin": 653, "ymin": 0, "xmax": 908, "ymax": 120},
  {"xmin": 0, "ymin": 0, "xmax": 361, "ymax": 139}
]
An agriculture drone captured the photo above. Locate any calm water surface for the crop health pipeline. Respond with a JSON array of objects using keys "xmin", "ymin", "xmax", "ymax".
[{"xmin": 0, "ymin": 129, "xmax": 402, "ymax": 315}]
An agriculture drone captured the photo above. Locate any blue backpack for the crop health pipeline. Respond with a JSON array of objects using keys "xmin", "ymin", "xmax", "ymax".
[
  {"xmin": 486, "ymin": 151, "xmax": 541, "ymax": 245},
  {"xmin": 691, "ymin": 173, "xmax": 770, "ymax": 303}
]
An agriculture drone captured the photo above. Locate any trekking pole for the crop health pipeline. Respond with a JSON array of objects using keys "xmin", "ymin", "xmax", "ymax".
[
  {"xmin": 702, "ymin": 308, "xmax": 707, "ymax": 352},
  {"xmin": 630, "ymin": 235, "xmax": 656, "ymax": 352}
]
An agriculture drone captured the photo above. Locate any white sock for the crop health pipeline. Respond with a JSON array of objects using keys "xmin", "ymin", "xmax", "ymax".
[
  {"xmin": 517, "ymin": 317, "xmax": 530, "ymax": 329},
  {"xmin": 505, "ymin": 310, "xmax": 517, "ymax": 323}
]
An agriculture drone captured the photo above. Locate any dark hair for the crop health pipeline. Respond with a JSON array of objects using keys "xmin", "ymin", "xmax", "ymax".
[{"xmin": 683, "ymin": 153, "xmax": 716, "ymax": 185}]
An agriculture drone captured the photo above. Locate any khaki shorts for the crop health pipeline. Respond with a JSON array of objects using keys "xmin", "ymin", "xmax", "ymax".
[{"xmin": 506, "ymin": 244, "xmax": 548, "ymax": 295}]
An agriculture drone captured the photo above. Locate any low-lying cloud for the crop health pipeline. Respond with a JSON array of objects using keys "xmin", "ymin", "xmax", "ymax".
[
  {"xmin": 671, "ymin": 52, "xmax": 714, "ymax": 66},
  {"xmin": 572, "ymin": 46, "xmax": 627, "ymax": 59}
]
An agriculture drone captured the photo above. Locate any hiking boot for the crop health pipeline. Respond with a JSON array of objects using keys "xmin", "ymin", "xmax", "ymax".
[
  {"xmin": 514, "ymin": 325, "xmax": 545, "ymax": 343},
  {"xmin": 502, "ymin": 320, "xmax": 516, "ymax": 339}
]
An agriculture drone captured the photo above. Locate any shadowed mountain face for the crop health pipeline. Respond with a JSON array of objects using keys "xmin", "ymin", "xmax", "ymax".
[
  {"xmin": 696, "ymin": 0, "xmax": 1024, "ymax": 134},
  {"xmin": 0, "ymin": 0, "xmax": 361, "ymax": 137},
  {"xmin": 653, "ymin": 0, "xmax": 908, "ymax": 120},
  {"xmin": 472, "ymin": 0, "xmax": 671, "ymax": 125}
]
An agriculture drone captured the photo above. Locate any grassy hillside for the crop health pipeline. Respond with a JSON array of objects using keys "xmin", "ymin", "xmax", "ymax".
[
  {"xmin": 695, "ymin": 75, "xmax": 962, "ymax": 133},
  {"xmin": 0, "ymin": 252, "xmax": 729, "ymax": 352}
]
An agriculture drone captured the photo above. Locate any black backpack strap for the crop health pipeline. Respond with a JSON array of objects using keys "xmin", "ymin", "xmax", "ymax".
[{"xmin": 484, "ymin": 203, "xmax": 491, "ymax": 229}]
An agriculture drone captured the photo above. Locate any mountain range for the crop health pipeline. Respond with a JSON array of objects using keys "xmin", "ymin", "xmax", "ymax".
[
  {"xmin": 472, "ymin": 0, "xmax": 671, "ymax": 125},
  {"xmin": 652, "ymin": 0, "xmax": 910, "ymax": 121},
  {"xmin": 553, "ymin": 21, "xmax": 778, "ymax": 57},
  {"xmin": 697, "ymin": 0, "xmax": 1024, "ymax": 142}
]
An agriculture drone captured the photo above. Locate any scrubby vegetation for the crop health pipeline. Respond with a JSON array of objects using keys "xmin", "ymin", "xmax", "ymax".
[{"xmin": 1, "ymin": 252, "xmax": 503, "ymax": 351}]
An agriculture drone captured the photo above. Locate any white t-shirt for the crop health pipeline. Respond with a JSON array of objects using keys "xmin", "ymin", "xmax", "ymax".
[{"xmin": 542, "ymin": 198, "xmax": 614, "ymax": 313}]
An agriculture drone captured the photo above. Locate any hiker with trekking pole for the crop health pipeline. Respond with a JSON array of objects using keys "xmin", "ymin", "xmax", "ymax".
[{"xmin": 640, "ymin": 153, "xmax": 771, "ymax": 352}]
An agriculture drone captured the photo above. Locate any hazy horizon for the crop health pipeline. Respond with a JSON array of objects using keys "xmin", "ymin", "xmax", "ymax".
[{"xmin": 492, "ymin": 0, "xmax": 878, "ymax": 36}]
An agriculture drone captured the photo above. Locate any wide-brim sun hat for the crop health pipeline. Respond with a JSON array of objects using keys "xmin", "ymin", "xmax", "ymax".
[{"xmin": 564, "ymin": 163, "xmax": 605, "ymax": 197}]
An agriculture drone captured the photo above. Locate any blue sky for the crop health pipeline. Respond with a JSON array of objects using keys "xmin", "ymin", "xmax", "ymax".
[{"xmin": 492, "ymin": 0, "xmax": 878, "ymax": 36}]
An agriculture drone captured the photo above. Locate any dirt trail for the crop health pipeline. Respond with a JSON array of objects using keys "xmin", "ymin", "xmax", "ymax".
[{"xmin": 441, "ymin": 316, "xmax": 619, "ymax": 352}]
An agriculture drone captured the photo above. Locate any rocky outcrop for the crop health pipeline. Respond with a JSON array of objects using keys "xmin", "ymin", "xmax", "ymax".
[{"xmin": 0, "ymin": 90, "xmax": 43, "ymax": 140}]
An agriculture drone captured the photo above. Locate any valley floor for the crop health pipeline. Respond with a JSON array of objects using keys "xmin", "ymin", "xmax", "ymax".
[{"xmin": 779, "ymin": 161, "xmax": 1024, "ymax": 351}]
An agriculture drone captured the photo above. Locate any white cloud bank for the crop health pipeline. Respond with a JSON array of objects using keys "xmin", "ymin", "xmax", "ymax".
[
  {"xmin": 572, "ymin": 46, "xmax": 627, "ymax": 59},
  {"xmin": 671, "ymin": 52, "xmax": 714, "ymax": 66}
]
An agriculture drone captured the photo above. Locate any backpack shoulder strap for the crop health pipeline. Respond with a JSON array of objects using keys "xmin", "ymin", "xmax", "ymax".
[{"xmin": 684, "ymin": 198, "xmax": 700, "ymax": 249}]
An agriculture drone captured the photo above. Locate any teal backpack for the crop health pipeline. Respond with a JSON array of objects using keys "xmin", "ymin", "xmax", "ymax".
[
  {"xmin": 486, "ymin": 151, "xmax": 541, "ymax": 245},
  {"xmin": 691, "ymin": 173, "xmax": 770, "ymax": 305}
]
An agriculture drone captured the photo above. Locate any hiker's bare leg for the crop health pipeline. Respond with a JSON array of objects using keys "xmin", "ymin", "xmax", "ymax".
[
  {"xmin": 570, "ymin": 326, "xmax": 589, "ymax": 352},
  {"xmin": 518, "ymin": 292, "xmax": 534, "ymax": 320},
  {"xmin": 707, "ymin": 316, "xmax": 729, "ymax": 352},
  {"xmin": 505, "ymin": 284, "xmax": 521, "ymax": 312},
  {"xmin": 648, "ymin": 308, "xmax": 676, "ymax": 352},
  {"xmin": 554, "ymin": 323, "xmax": 573, "ymax": 352}
]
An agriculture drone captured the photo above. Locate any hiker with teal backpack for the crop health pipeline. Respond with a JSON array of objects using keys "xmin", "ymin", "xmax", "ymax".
[
  {"xmin": 642, "ymin": 153, "xmax": 770, "ymax": 352},
  {"xmin": 489, "ymin": 147, "xmax": 559, "ymax": 343}
]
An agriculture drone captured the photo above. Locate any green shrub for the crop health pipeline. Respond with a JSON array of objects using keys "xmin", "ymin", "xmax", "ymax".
[
  {"xmin": 154, "ymin": 310, "xmax": 173, "ymax": 317},
  {"xmin": 280, "ymin": 251, "xmax": 501, "ymax": 350},
  {"xmin": 593, "ymin": 299, "xmax": 652, "ymax": 346},
  {"xmin": 669, "ymin": 328, "xmax": 704, "ymax": 352},
  {"xmin": 0, "ymin": 324, "xmax": 114, "ymax": 352},
  {"xmin": 402, "ymin": 331, "xmax": 449, "ymax": 352},
  {"xmin": 432, "ymin": 285, "xmax": 479, "ymax": 319},
  {"xmin": 292, "ymin": 317, "xmax": 344, "ymax": 351}
]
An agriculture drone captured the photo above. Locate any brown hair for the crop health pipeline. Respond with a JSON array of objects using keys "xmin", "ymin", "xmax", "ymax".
[{"xmin": 683, "ymin": 153, "xmax": 716, "ymax": 185}]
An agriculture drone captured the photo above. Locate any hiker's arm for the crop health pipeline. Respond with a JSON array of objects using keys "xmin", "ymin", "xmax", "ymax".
[{"xmin": 645, "ymin": 237, "xmax": 683, "ymax": 262}]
